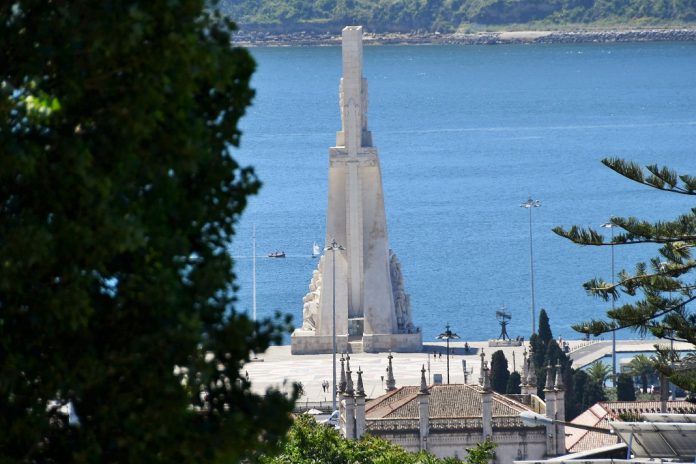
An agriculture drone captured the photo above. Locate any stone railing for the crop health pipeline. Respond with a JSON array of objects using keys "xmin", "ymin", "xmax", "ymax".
[
  {"xmin": 492, "ymin": 416, "xmax": 525, "ymax": 429},
  {"xmin": 366, "ymin": 418, "xmax": 419, "ymax": 433},
  {"xmin": 569, "ymin": 339, "xmax": 605, "ymax": 353},
  {"xmin": 293, "ymin": 400, "xmax": 334, "ymax": 414},
  {"xmin": 430, "ymin": 417, "xmax": 483, "ymax": 431}
]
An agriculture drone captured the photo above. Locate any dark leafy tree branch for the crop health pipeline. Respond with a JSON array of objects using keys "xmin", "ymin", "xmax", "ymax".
[
  {"xmin": 0, "ymin": 1, "xmax": 296, "ymax": 462},
  {"xmin": 554, "ymin": 158, "xmax": 696, "ymax": 391}
]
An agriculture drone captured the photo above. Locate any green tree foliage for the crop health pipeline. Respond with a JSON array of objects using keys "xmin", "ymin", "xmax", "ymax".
[
  {"xmin": 617, "ymin": 373, "xmax": 637, "ymax": 401},
  {"xmin": 490, "ymin": 350, "xmax": 510, "ymax": 394},
  {"xmin": 587, "ymin": 361, "xmax": 612, "ymax": 386},
  {"xmin": 528, "ymin": 312, "xmax": 580, "ymax": 418},
  {"xmin": 538, "ymin": 309, "xmax": 554, "ymax": 349},
  {"xmin": 506, "ymin": 371, "xmax": 522, "ymax": 394},
  {"xmin": 628, "ymin": 354, "xmax": 658, "ymax": 393},
  {"xmin": 220, "ymin": 0, "xmax": 696, "ymax": 33},
  {"xmin": 0, "ymin": 1, "xmax": 296, "ymax": 462},
  {"xmin": 262, "ymin": 414, "xmax": 464, "ymax": 464},
  {"xmin": 571, "ymin": 370, "xmax": 591, "ymax": 414},
  {"xmin": 554, "ymin": 158, "xmax": 696, "ymax": 392},
  {"xmin": 465, "ymin": 438, "xmax": 497, "ymax": 464},
  {"xmin": 582, "ymin": 379, "xmax": 608, "ymax": 407}
]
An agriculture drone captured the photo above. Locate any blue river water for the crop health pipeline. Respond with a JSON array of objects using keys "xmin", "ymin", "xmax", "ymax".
[{"xmin": 228, "ymin": 41, "xmax": 696, "ymax": 344}]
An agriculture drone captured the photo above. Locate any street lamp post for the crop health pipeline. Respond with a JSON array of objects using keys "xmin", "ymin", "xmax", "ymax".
[
  {"xmin": 659, "ymin": 261, "xmax": 675, "ymax": 400},
  {"xmin": 325, "ymin": 238, "xmax": 345, "ymax": 411},
  {"xmin": 601, "ymin": 221, "xmax": 617, "ymax": 388},
  {"xmin": 521, "ymin": 197, "xmax": 541, "ymax": 336},
  {"xmin": 437, "ymin": 324, "xmax": 460, "ymax": 384}
]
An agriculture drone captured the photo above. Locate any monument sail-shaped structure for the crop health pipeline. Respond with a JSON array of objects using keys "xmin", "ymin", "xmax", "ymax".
[{"xmin": 291, "ymin": 26, "xmax": 421, "ymax": 354}]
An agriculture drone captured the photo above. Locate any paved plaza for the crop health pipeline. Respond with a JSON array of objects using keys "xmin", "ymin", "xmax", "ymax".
[{"xmin": 244, "ymin": 339, "xmax": 691, "ymax": 406}]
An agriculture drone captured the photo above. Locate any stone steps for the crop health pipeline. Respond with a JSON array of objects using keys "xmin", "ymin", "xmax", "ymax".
[{"xmin": 348, "ymin": 339, "xmax": 364, "ymax": 354}]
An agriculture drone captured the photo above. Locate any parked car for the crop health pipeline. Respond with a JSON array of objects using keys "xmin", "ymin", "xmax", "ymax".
[{"xmin": 321, "ymin": 410, "xmax": 339, "ymax": 429}]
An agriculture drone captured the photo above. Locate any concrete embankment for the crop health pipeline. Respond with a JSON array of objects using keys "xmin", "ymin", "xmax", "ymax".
[{"xmin": 234, "ymin": 28, "xmax": 696, "ymax": 47}]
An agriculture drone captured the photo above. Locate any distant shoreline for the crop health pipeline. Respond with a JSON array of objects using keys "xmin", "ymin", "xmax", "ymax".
[{"xmin": 234, "ymin": 27, "xmax": 696, "ymax": 47}]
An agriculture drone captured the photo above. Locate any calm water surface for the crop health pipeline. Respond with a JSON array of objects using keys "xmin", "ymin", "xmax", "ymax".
[{"xmin": 228, "ymin": 42, "xmax": 696, "ymax": 343}]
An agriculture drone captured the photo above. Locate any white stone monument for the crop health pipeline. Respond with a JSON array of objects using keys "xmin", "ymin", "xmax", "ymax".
[{"xmin": 291, "ymin": 26, "xmax": 421, "ymax": 354}]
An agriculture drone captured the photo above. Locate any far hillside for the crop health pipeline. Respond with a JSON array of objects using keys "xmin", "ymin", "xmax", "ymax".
[{"xmin": 221, "ymin": 0, "xmax": 696, "ymax": 33}]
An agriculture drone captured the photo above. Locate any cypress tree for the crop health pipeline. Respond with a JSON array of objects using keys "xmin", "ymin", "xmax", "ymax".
[
  {"xmin": 490, "ymin": 350, "xmax": 510, "ymax": 394},
  {"xmin": 507, "ymin": 371, "xmax": 522, "ymax": 394},
  {"xmin": 617, "ymin": 373, "xmax": 637, "ymax": 401},
  {"xmin": 570, "ymin": 369, "xmax": 590, "ymax": 419},
  {"xmin": 538, "ymin": 308, "xmax": 553, "ymax": 348}
]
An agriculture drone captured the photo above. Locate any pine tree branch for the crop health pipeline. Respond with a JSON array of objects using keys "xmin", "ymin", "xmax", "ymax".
[
  {"xmin": 572, "ymin": 294, "xmax": 696, "ymax": 339},
  {"xmin": 603, "ymin": 158, "xmax": 696, "ymax": 195}
]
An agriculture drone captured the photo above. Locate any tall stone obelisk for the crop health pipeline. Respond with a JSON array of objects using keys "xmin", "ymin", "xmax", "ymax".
[{"xmin": 291, "ymin": 26, "xmax": 421, "ymax": 354}]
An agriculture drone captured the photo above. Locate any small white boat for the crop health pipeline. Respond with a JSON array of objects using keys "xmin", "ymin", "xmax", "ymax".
[
  {"xmin": 312, "ymin": 242, "xmax": 321, "ymax": 258},
  {"xmin": 268, "ymin": 250, "xmax": 286, "ymax": 258}
]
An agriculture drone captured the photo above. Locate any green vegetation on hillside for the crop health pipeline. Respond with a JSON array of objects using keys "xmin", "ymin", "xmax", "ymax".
[{"xmin": 221, "ymin": 0, "xmax": 696, "ymax": 33}]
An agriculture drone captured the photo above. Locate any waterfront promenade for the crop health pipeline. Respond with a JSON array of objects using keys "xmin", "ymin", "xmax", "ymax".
[{"xmin": 244, "ymin": 339, "xmax": 692, "ymax": 406}]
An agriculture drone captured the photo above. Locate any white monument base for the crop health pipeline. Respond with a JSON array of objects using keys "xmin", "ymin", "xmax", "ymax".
[
  {"xmin": 291, "ymin": 329, "xmax": 422, "ymax": 355},
  {"xmin": 488, "ymin": 339, "xmax": 523, "ymax": 347},
  {"xmin": 362, "ymin": 333, "xmax": 422, "ymax": 353},
  {"xmin": 290, "ymin": 331, "xmax": 350, "ymax": 355}
]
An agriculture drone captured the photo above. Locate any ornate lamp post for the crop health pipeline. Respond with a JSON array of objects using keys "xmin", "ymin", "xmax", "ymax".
[
  {"xmin": 521, "ymin": 197, "xmax": 541, "ymax": 336},
  {"xmin": 325, "ymin": 238, "xmax": 345, "ymax": 410},
  {"xmin": 601, "ymin": 221, "xmax": 618, "ymax": 388},
  {"xmin": 437, "ymin": 324, "xmax": 460, "ymax": 384}
]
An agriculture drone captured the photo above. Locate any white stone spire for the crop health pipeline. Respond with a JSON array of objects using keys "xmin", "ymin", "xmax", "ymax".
[
  {"xmin": 479, "ymin": 349, "xmax": 486, "ymax": 386},
  {"xmin": 419, "ymin": 364, "xmax": 428, "ymax": 394},
  {"xmin": 554, "ymin": 362, "xmax": 565, "ymax": 390},
  {"xmin": 345, "ymin": 362, "xmax": 354, "ymax": 396},
  {"xmin": 527, "ymin": 347, "xmax": 537, "ymax": 387},
  {"xmin": 544, "ymin": 362, "xmax": 554, "ymax": 391},
  {"xmin": 386, "ymin": 352, "xmax": 396, "ymax": 391},
  {"xmin": 356, "ymin": 366, "xmax": 365, "ymax": 397},
  {"xmin": 339, "ymin": 354, "xmax": 347, "ymax": 393}
]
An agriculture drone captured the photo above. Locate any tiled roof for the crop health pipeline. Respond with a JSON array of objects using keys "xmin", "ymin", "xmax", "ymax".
[
  {"xmin": 366, "ymin": 384, "xmax": 532, "ymax": 420},
  {"xmin": 566, "ymin": 400, "xmax": 696, "ymax": 452}
]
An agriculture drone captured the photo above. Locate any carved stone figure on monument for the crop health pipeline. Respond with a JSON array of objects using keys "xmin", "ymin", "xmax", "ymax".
[
  {"xmin": 301, "ymin": 262, "xmax": 324, "ymax": 331},
  {"xmin": 389, "ymin": 250, "xmax": 415, "ymax": 333}
]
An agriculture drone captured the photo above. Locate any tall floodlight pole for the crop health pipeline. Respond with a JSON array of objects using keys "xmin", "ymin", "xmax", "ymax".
[
  {"xmin": 251, "ymin": 224, "xmax": 259, "ymax": 361},
  {"xmin": 521, "ymin": 198, "xmax": 541, "ymax": 336},
  {"xmin": 325, "ymin": 238, "xmax": 345, "ymax": 410},
  {"xmin": 659, "ymin": 261, "xmax": 675, "ymax": 400},
  {"xmin": 601, "ymin": 221, "xmax": 617, "ymax": 388},
  {"xmin": 437, "ymin": 324, "xmax": 460, "ymax": 384}
]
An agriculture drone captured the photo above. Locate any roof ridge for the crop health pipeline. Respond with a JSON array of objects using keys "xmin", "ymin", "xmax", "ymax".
[
  {"xmin": 378, "ymin": 389, "xmax": 420, "ymax": 418},
  {"xmin": 365, "ymin": 386, "xmax": 405, "ymax": 413},
  {"xmin": 367, "ymin": 386, "xmax": 420, "ymax": 419},
  {"xmin": 490, "ymin": 390, "xmax": 529, "ymax": 412}
]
